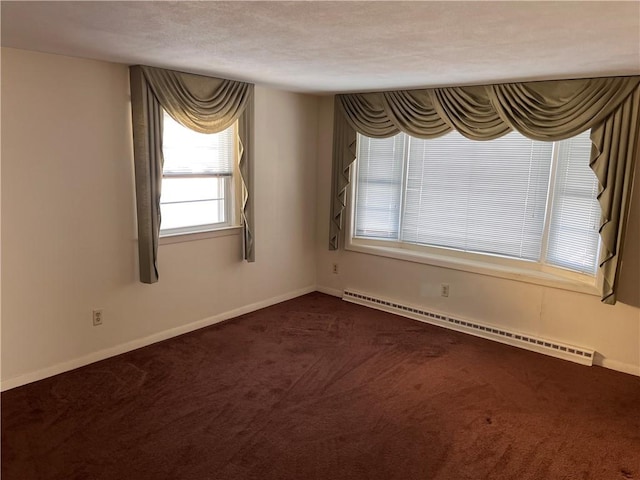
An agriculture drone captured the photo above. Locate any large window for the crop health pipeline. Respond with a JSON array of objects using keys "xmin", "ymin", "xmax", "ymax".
[
  {"xmin": 160, "ymin": 111, "xmax": 238, "ymax": 235},
  {"xmin": 353, "ymin": 130, "xmax": 601, "ymax": 276}
]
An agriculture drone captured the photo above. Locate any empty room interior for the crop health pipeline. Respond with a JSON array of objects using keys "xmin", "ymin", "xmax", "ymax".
[{"xmin": 1, "ymin": 1, "xmax": 640, "ymax": 479}]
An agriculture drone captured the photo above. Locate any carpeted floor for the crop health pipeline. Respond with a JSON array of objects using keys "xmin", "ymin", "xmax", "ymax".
[{"xmin": 2, "ymin": 292, "xmax": 639, "ymax": 480}]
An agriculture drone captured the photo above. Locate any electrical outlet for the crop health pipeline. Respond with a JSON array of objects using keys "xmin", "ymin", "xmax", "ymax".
[
  {"xmin": 92, "ymin": 309, "xmax": 103, "ymax": 326},
  {"xmin": 440, "ymin": 284, "xmax": 450, "ymax": 297},
  {"xmin": 332, "ymin": 263, "xmax": 339, "ymax": 274}
]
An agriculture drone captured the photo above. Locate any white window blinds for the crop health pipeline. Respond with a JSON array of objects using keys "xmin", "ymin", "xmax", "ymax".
[
  {"xmin": 162, "ymin": 112, "xmax": 235, "ymax": 176},
  {"xmin": 401, "ymin": 132, "xmax": 552, "ymax": 260},
  {"xmin": 545, "ymin": 131, "xmax": 601, "ymax": 274},
  {"xmin": 353, "ymin": 129, "xmax": 600, "ymax": 275},
  {"xmin": 355, "ymin": 135, "xmax": 405, "ymax": 239}
]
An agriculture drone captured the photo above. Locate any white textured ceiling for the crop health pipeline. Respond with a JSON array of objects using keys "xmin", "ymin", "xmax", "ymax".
[{"xmin": 2, "ymin": 1, "xmax": 639, "ymax": 93}]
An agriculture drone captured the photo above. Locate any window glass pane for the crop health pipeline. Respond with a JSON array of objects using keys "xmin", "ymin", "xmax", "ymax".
[
  {"xmin": 160, "ymin": 111, "xmax": 236, "ymax": 234},
  {"xmin": 162, "ymin": 112, "xmax": 235, "ymax": 176},
  {"xmin": 161, "ymin": 200, "xmax": 226, "ymax": 231},
  {"xmin": 546, "ymin": 131, "xmax": 600, "ymax": 274},
  {"xmin": 401, "ymin": 131, "xmax": 552, "ymax": 260},
  {"xmin": 353, "ymin": 129, "xmax": 600, "ymax": 276},
  {"xmin": 355, "ymin": 134, "xmax": 405, "ymax": 239},
  {"xmin": 161, "ymin": 177, "xmax": 223, "ymax": 204}
]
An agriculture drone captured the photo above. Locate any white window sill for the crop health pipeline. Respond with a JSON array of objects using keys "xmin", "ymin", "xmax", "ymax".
[
  {"xmin": 346, "ymin": 239, "xmax": 601, "ymax": 297},
  {"xmin": 159, "ymin": 225, "xmax": 243, "ymax": 245}
]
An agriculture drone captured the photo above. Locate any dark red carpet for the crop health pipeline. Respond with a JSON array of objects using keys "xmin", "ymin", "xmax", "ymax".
[{"xmin": 2, "ymin": 292, "xmax": 639, "ymax": 479}]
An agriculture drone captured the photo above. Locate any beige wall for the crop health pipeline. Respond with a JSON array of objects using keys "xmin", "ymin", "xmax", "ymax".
[
  {"xmin": 315, "ymin": 96, "xmax": 640, "ymax": 375},
  {"xmin": 1, "ymin": 48, "xmax": 318, "ymax": 386},
  {"xmin": 2, "ymin": 48, "xmax": 639, "ymax": 388}
]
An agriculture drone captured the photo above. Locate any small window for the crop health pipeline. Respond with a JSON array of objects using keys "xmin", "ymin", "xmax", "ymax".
[
  {"xmin": 353, "ymin": 129, "xmax": 600, "ymax": 277},
  {"xmin": 160, "ymin": 111, "xmax": 238, "ymax": 235}
]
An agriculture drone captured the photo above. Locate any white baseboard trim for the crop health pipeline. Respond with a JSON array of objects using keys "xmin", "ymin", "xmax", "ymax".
[
  {"xmin": 1, "ymin": 285, "xmax": 316, "ymax": 392},
  {"xmin": 596, "ymin": 357, "xmax": 640, "ymax": 377},
  {"xmin": 315, "ymin": 285, "xmax": 343, "ymax": 298}
]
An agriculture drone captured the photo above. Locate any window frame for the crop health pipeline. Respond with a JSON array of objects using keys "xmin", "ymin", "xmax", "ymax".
[
  {"xmin": 346, "ymin": 134, "xmax": 604, "ymax": 296},
  {"xmin": 158, "ymin": 116, "xmax": 242, "ymax": 240}
]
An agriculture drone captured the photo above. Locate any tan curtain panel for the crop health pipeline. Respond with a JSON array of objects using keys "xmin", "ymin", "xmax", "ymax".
[
  {"xmin": 130, "ymin": 67, "xmax": 164, "ymax": 284},
  {"xmin": 130, "ymin": 66, "xmax": 255, "ymax": 284},
  {"xmin": 329, "ymin": 97, "xmax": 358, "ymax": 250},
  {"xmin": 329, "ymin": 76, "xmax": 640, "ymax": 304},
  {"xmin": 590, "ymin": 87, "xmax": 640, "ymax": 303}
]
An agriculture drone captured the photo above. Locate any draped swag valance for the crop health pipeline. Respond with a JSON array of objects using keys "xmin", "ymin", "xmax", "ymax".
[
  {"xmin": 330, "ymin": 76, "xmax": 640, "ymax": 304},
  {"xmin": 130, "ymin": 65, "xmax": 255, "ymax": 284}
]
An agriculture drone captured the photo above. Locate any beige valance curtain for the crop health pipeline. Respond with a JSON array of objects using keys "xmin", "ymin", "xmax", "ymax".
[
  {"xmin": 330, "ymin": 76, "xmax": 640, "ymax": 304},
  {"xmin": 130, "ymin": 65, "xmax": 255, "ymax": 284}
]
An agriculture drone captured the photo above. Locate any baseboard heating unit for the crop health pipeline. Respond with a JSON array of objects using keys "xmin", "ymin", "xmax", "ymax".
[{"xmin": 343, "ymin": 289, "xmax": 594, "ymax": 366}]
